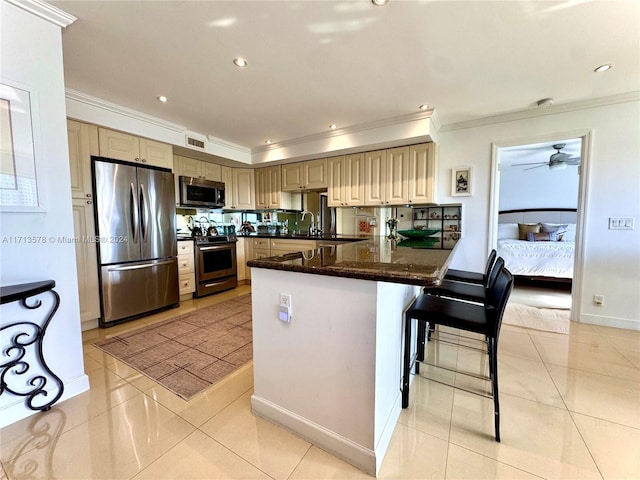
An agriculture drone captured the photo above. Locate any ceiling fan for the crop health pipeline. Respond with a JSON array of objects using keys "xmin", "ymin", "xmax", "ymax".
[{"xmin": 514, "ymin": 144, "xmax": 581, "ymax": 171}]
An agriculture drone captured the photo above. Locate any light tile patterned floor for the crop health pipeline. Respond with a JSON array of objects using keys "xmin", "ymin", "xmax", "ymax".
[{"xmin": 1, "ymin": 285, "xmax": 639, "ymax": 479}]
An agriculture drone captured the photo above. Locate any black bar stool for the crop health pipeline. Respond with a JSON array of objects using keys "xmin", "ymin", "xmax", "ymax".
[
  {"xmin": 402, "ymin": 265, "xmax": 514, "ymax": 442},
  {"xmin": 444, "ymin": 249, "xmax": 497, "ymax": 284}
]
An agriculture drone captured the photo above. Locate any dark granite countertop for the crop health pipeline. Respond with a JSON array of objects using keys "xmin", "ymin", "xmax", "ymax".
[
  {"xmin": 247, "ymin": 236, "xmax": 457, "ymax": 287},
  {"xmin": 237, "ymin": 233, "xmax": 366, "ymax": 242}
]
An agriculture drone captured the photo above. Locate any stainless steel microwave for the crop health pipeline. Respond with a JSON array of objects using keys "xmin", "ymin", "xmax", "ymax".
[{"xmin": 179, "ymin": 176, "xmax": 225, "ymax": 208}]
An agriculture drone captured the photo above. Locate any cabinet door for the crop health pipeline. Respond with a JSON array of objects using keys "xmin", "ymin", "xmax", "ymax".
[
  {"xmin": 236, "ymin": 238, "xmax": 246, "ymax": 281},
  {"xmin": 364, "ymin": 149, "xmax": 387, "ymax": 206},
  {"xmin": 221, "ymin": 166, "xmax": 234, "ymax": 208},
  {"xmin": 233, "ymin": 168, "xmax": 255, "ymax": 210},
  {"xmin": 268, "ymin": 166, "xmax": 282, "ymax": 208},
  {"xmin": 386, "ymin": 146, "xmax": 409, "ymax": 205},
  {"xmin": 67, "ymin": 120, "xmax": 98, "ymax": 199},
  {"xmin": 255, "ymin": 167, "xmax": 269, "ymax": 209},
  {"xmin": 327, "ymin": 156, "xmax": 345, "ymax": 207},
  {"xmin": 175, "ymin": 156, "xmax": 202, "ymax": 178},
  {"xmin": 98, "ymin": 128, "xmax": 139, "ymax": 162},
  {"xmin": 72, "ymin": 198, "xmax": 100, "ymax": 326},
  {"xmin": 304, "ymin": 158, "xmax": 328, "ymax": 189},
  {"xmin": 408, "ymin": 143, "xmax": 436, "ymax": 204},
  {"xmin": 201, "ymin": 162, "xmax": 221, "ymax": 181},
  {"xmin": 139, "ymin": 138, "xmax": 173, "ymax": 168},
  {"xmin": 282, "ymin": 162, "xmax": 304, "ymax": 191},
  {"xmin": 344, "ymin": 153, "xmax": 365, "ymax": 206}
]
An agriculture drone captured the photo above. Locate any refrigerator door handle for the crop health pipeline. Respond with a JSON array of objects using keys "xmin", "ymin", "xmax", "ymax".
[
  {"xmin": 140, "ymin": 183, "xmax": 149, "ymax": 243},
  {"xmin": 107, "ymin": 259, "xmax": 175, "ymax": 272},
  {"xmin": 130, "ymin": 182, "xmax": 139, "ymax": 244}
]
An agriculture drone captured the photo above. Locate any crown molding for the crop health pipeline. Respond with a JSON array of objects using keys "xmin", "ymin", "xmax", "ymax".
[
  {"xmin": 206, "ymin": 134, "xmax": 252, "ymax": 155},
  {"xmin": 65, "ymin": 89, "xmax": 186, "ymax": 133},
  {"xmin": 440, "ymin": 91, "xmax": 640, "ymax": 132},
  {"xmin": 252, "ymin": 108, "xmax": 437, "ymax": 154},
  {"xmin": 6, "ymin": 0, "xmax": 76, "ymax": 27}
]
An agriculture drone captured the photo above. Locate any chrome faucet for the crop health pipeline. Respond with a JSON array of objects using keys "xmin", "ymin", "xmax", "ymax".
[{"xmin": 301, "ymin": 210, "xmax": 316, "ymax": 236}]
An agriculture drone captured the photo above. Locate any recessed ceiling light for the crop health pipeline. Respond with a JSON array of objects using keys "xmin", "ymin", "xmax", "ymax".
[
  {"xmin": 594, "ymin": 64, "xmax": 613, "ymax": 73},
  {"xmin": 536, "ymin": 98, "xmax": 555, "ymax": 107},
  {"xmin": 157, "ymin": 95, "xmax": 168, "ymax": 103},
  {"xmin": 265, "ymin": 140, "xmax": 272, "ymax": 145},
  {"xmin": 372, "ymin": 0, "xmax": 389, "ymax": 5},
  {"xmin": 419, "ymin": 104, "xmax": 429, "ymax": 111},
  {"xmin": 233, "ymin": 57, "xmax": 248, "ymax": 68}
]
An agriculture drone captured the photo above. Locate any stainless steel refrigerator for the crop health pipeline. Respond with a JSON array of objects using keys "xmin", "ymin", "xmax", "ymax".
[{"xmin": 92, "ymin": 157, "xmax": 179, "ymax": 327}]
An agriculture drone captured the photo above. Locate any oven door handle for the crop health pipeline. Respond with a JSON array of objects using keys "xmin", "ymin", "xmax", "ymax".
[{"xmin": 198, "ymin": 245, "xmax": 231, "ymax": 251}]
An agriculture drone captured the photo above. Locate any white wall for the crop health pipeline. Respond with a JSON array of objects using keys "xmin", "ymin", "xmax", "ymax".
[
  {"xmin": 0, "ymin": 2, "xmax": 89, "ymax": 427},
  {"xmin": 437, "ymin": 99, "xmax": 640, "ymax": 330},
  {"xmin": 499, "ymin": 163, "xmax": 579, "ymax": 211}
]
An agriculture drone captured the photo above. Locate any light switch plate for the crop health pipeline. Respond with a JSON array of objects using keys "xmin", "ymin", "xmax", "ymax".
[{"xmin": 608, "ymin": 217, "xmax": 634, "ymax": 230}]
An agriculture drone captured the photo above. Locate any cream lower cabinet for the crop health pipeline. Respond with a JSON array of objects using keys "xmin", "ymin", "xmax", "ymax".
[
  {"xmin": 71, "ymin": 198, "xmax": 100, "ymax": 328},
  {"xmin": 270, "ymin": 239, "xmax": 318, "ymax": 257},
  {"xmin": 236, "ymin": 238, "xmax": 247, "ymax": 282},
  {"xmin": 177, "ymin": 241, "xmax": 195, "ymax": 297},
  {"xmin": 98, "ymin": 127, "xmax": 173, "ymax": 169}
]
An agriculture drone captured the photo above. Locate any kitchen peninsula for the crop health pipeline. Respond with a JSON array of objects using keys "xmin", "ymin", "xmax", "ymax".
[{"xmin": 247, "ymin": 238, "xmax": 455, "ymax": 476}]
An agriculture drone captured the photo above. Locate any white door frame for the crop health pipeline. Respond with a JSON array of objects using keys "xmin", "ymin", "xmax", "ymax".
[{"xmin": 489, "ymin": 129, "xmax": 592, "ymax": 321}]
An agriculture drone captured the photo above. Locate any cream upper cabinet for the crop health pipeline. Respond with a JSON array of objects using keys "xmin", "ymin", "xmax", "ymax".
[
  {"xmin": 256, "ymin": 165, "xmax": 298, "ymax": 210},
  {"xmin": 328, "ymin": 154, "xmax": 365, "ymax": 207},
  {"xmin": 327, "ymin": 155, "xmax": 345, "ymax": 207},
  {"xmin": 408, "ymin": 143, "xmax": 436, "ymax": 204},
  {"xmin": 255, "ymin": 167, "xmax": 270, "ymax": 209},
  {"xmin": 98, "ymin": 127, "xmax": 172, "ymax": 169},
  {"xmin": 385, "ymin": 146, "xmax": 410, "ymax": 205},
  {"xmin": 282, "ymin": 158, "xmax": 327, "ymax": 191},
  {"xmin": 303, "ymin": 158, "xmax": 328, "ymax": 189},
  {"xmin": 223, "ymin": 165, "xmax": 255, "ymax": 210},
  {"xmin": 67, "ymin": 120, "xmax": 99, "ymax": 199},
  {"xmin": 174, "ymin": 155, "xmax": 221, "ymax": 181},
  {"xmin": 344, "ymin": 153, "xmax": 365, "ymax": 206},
  {"xmin": 364, "ymin": 149, "xmax": 386, "ymax": 206}
]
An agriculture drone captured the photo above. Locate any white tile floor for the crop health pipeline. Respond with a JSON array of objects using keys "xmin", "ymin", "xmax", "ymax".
[{"xmin": 1, "ymin": 285, "xmax": 639, "ymax": 479}]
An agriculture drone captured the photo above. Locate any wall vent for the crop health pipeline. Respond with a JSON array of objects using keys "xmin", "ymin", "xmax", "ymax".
[{"xmin": 185, "ymin": 134, "xmax": 206, "ymax": 150}]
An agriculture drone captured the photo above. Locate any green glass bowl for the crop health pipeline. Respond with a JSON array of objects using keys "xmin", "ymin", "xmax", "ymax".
[{"xmin": 397, "ymin": 229, "xmax": 440, "ymax": 239}]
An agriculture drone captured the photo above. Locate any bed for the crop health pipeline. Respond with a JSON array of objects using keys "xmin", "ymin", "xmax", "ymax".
[{"xmin": 497, "ymin": 209, "xmax": 576, "ymax": 280}]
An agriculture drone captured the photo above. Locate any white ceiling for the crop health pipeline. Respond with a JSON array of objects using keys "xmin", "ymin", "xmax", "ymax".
[{"xmin": 51, "ymin": 0, "xmax": 640, "ymax": 151}]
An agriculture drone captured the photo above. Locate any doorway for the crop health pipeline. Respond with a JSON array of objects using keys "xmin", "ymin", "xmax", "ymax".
[{"xmin": 489, "ymin": 131, "xmax": 591, "ymax": 323}]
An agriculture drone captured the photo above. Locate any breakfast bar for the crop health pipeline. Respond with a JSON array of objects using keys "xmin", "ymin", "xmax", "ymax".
[{"xmin": 247, "ymin": 238, "xmax": 455, "ymax": 476}]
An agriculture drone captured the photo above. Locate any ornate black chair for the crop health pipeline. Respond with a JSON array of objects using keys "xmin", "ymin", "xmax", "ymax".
[{"xmin": 402, "ymin": 264, "xmax": 514, "ymax": 442}]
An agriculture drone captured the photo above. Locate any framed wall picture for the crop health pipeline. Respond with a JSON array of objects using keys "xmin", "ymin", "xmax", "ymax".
[
  {"xmin": 451, "ymin": 166, "xmax": 473, "ymax": 197},
  {"xmin": 0, "ymin": 80, "xmax": 44, "ymax": 212}
]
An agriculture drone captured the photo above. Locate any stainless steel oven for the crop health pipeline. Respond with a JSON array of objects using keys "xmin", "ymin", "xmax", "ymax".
[{"xmin": 194, "ymin": 235, "xmax": 237, "ymax": 297}]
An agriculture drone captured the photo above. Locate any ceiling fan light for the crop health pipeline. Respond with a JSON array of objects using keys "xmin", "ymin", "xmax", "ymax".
[{"xmin": 549, "ymin": 162, "xmax": 567, "ymax": 171}]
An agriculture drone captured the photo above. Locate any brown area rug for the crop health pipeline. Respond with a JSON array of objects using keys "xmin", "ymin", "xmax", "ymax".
[{"xmin": 93, "ymin": 294, "xmax": 252, "ymax": 400}]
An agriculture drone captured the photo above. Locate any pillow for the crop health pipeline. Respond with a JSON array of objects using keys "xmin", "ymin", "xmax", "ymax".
[
  {"xmin": 518, "ymin": 223, "xmax": 541, "ymax": 240},
  {"xmin": 526, "ymin": 231, "xmax": 558, "ymax": 242},
  {"xmin": 497, "ymin": 223, "xmax": 519, "ymax": 240},
  {"xmin": 541, "ymin": 223, "xmax": 568, "ymax": 237}
]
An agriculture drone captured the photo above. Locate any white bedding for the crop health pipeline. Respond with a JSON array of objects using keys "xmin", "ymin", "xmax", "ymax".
[{"xmin": 497, "ymin": 239, "xmax": 575, "ymax": 278}]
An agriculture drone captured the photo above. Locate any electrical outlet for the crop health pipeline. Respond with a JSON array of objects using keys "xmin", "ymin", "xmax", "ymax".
[
  {"xmin": 593, "ymin": 295, "xmax": 604, "ymax": 306},
  {"xmin": 609, "ymin": 217, "xmax": 634, "ymax": 230},
  {"xmin": 280, "ymin": 294, "xmax": 291, "ymax": 309}
]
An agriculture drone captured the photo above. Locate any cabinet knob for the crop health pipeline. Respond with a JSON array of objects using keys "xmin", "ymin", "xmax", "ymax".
[
  {"xmin": 142, "ymin": 158, "xmax": 147, "ymax": 163},
  {"xmin": 86, "ymin": 193, "xmax": 92, "ymax": 198},
  {"xmin": 135, "ymin": 157, "xmax": 140, "ymax": 162},
  {"xmin": 86, "ymin": 200, "xmax": 92, "ymax": 205}
]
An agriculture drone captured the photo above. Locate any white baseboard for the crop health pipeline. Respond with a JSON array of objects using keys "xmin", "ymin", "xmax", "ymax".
[
  {"xmin": 0, "ymin": 374, "xmax": 90, "ymax": 429},
  {"xmin": 579, "ymin": 313, "xmax": 640, "ymax": 331},
  {"xmin": 251, "ymin": 394, "xmax": 377, "ymax": 476}
]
